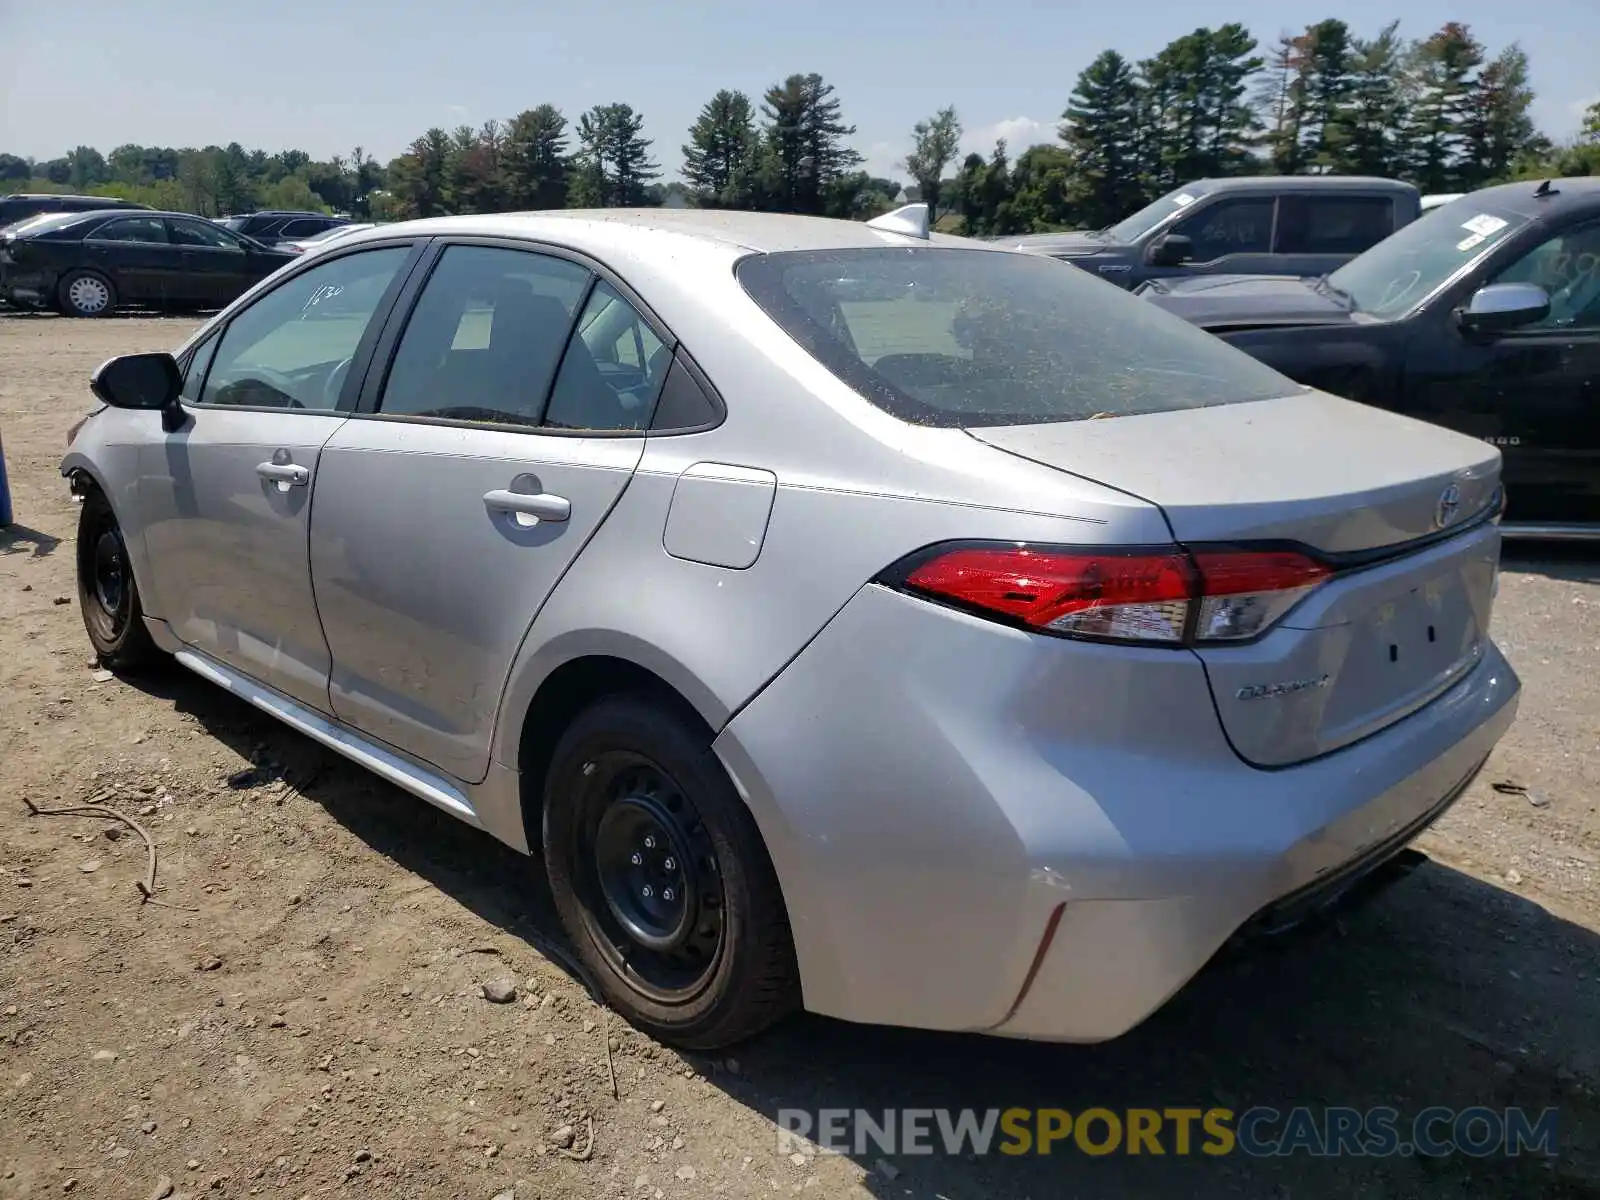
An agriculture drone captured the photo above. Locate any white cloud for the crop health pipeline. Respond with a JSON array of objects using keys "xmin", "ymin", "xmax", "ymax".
[{"xmin": 961, "ymin": 116, "xmax": 1054, "ymax": 158}]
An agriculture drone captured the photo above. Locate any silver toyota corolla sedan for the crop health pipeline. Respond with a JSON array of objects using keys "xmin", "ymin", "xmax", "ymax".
[{"xmin": 62, "ymin": 205, "xmax": 1520, "ymax": 1049}]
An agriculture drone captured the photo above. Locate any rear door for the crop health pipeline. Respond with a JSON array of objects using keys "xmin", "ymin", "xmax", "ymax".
[
  {"xmin": 136, "ymin": 243, "xmax": 419, "ymax": 711},
  {"xmin": 83, "ymin": 215, "xmax": 177, "ymax": 303},
  {"xmin": 1273, "ymin": 193, "xmax": 1398, "ymax": 278},
  {"xmin": 309, "ymin": 241, "xmax": 663, "ymax": 783}
]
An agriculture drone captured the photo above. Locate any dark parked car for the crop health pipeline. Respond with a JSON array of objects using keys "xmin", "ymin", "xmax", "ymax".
[
  {"xmin": 0, "ymin": 193, "xmax": 150, "ymax": 231},
  {"xmin": 217, "ymin": 210, "xmax": 351, "ymax": 247},
  {"xmin": 994, "ymin": 176, "xmax": 1421, "ymax": 289},
  {"xmin": 1136, "ymin": 179, "xmax": 1600, "ymax": 539},
  {"xmin": 0, "ymin": 210, "xmax": 296, "ymax": 317}
]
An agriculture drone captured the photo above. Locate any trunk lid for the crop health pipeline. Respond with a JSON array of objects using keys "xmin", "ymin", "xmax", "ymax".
[{"xmin": 968, "ymin": 391, "xmax": 1504, "ymax": 766}]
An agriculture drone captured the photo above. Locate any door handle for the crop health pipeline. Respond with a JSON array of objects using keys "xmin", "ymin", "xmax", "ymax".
[
  {"xmin": 256, "ymin": 461, "xmax": 310, "ymax": 486},
  {"xmin": 483, "ymin": 489, "xmax": 570, "ymax": 523}
]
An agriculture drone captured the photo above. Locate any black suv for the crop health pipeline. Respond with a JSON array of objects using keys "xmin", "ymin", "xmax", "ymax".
[
  {"xmin": 0, "ymin": 193, "xmax": 150, "ymax": 230},
  {"xmin": 1139, "ymin": 178, "xmax": 1600, "ymax": 537},
  {"xmin": 217, "ymin": 210, "xmax": 349, "ymax": 247}
]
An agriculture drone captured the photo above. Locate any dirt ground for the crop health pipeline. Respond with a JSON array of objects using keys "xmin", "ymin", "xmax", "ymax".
[{"xmin": 2, "ymin": 313, "xmax": 1598, "ymax": 1200}]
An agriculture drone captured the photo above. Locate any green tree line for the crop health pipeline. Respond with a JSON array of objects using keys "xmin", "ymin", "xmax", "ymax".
[{"xmin": 4, "ymin": 21, "xmax": 1596, "ymax": 237}]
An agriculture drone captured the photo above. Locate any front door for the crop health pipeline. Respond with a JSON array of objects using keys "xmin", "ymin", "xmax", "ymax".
[
  {"xmin": 136, "ymin": 243, "xmax": 417, "ymax": 710},
  {"xmin": 1407, "ymin": 220, "xmax": 1600, "ymax": 525},
  {"xmin": 166, "ymin": 216, "xmax": 256, "ymax": 307},
  {"xmin": 1148, "ymin": 195, "xmax": 1277, "ymax": 281},
  {"xmin": 309, "ymin": 242, "xmax": 667, "ymax": 782}
]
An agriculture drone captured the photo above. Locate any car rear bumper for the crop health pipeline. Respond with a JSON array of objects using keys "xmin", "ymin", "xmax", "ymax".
[{"xmin": 713, "ymin": 583, "xmax": 1520, "ymax": 1042}]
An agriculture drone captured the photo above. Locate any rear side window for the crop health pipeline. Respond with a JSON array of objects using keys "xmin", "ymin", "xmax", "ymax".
[
  {"xmin": 92, "ymin": 217, "xmax": 170, "ymax": 244},
  {"xmin": 1275, "ymin": 196, "xmax": 1394, "ymax": 255},
  {"xmin": 378, "ymin": 245, "xmax": 591, "ymax": 426},
  {"xmin": 735, "ymin": 247, "xmax": 1301, "ymax": 427}
]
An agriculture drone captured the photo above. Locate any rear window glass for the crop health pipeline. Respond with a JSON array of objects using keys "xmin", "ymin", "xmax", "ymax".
[
  {"xmin": 3, "ymin": 212, "xmax": 93, "ymax": 235},
  {"xmin": 736, "ymin": 247, "xmax": 1302, "ymax": 427}
]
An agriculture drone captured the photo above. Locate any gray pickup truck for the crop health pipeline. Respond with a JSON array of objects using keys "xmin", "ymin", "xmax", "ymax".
[{"xmin": 992, "ymin": 176, "xmax": 1421, "ymax": 289}]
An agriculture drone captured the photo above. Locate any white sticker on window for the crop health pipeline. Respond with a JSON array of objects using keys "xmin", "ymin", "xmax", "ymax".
[
  {"xmin": 1173, "ymin": 193, "xmax": 1196, "ymax": 208},
  {"xmin": 1456, "ymin": 233, "xmax": 1487, "ymax": 252},
  {"xmin": 1461, "ymin": 214, "xmax": 1508, "ymax": 238}
]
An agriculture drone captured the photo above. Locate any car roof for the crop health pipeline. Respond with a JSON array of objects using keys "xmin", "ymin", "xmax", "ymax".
[
  {"xmin": 1182, "ymin": 175, "xmax": 1417, "ymax": 193},
  {"xmin": 336, "ymin": 208, "xmax": 984, "ymax": 265},
  {"xmin": 1446, "ymin": 177, "xmax": 1600, "ymax": 220}
]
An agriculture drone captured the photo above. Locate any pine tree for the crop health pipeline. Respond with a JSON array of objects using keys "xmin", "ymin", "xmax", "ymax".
[
  {"xmin": 607, "ymin": 105, "xmax": 659, "ymax": 206},
  {"xmin": 1255, "ymin": 33, "xmax": 1310, "ymax": 173},
  {"xmin": 569, "ymin": 107, "xmax": 612, "ymax": 207},
  {"xmin": 758, "ymin": 73, "xmax": 862, "ymax": 215},
  {"xmin": 500, "ymin": 105, "xmax": 570, "ymax": 211},
  {"xmin": 682, "ymin": 90, "xmax": 759, "ymax": 208},
  {"xmin": 1326, "ymin": 22, "xmax": 1406, "ymax": 176},
  {"xmin": 569, "ymin": 103, "xmax": 658, "ymax": 207},
  {"xmin": 1297, "ymin": 19, "xmax": 1354, "ymax": 171},
  {"xmin": 1400, "ymin": 23, "xmax": 1486, "ymax": 192},
  {"xmin": 1462, "ymin": 44, "xmax": 1536, "ymax": 186},
  {"xmin": 1139, "ymin": 26, "xmax": 1262, "ymax": 186},
  {"xmin": 389, "ymin": 128, "xmax": 450, "ymax": 218},
  {"xmin": 1060, "ymin": 50, "xmax": 1144, "ymax": 228},
  {"xmin": 980, "ymin": 140, "xmax": 1019, "ymax": 235}
]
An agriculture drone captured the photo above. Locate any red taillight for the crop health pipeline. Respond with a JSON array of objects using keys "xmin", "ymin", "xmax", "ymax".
[{"xmin": 888, "ymin": 542, "xmax": 1332, "ymax": 645}]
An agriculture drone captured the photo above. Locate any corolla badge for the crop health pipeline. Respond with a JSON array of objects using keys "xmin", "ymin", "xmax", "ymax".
[
  {"xmin": 1435, "ymin": 483, "xmax": 1463, "ymax": 529},
  {"xmin": 1235, "ymin": 674, "xmax": 1331, "ymax": 701}
]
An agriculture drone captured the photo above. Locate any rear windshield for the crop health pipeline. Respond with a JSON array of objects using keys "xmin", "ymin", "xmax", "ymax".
[
  {"xmin": 2, "ymin": 212, "xmax": 94, "ymax": 236},
  {"xmin": 736, "ymin": 247, "xmax": 1302, "ymax": 427}
]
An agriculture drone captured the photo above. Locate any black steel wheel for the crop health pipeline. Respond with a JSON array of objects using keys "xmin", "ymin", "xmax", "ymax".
[
  {"xmin": 75, "ymin": 488, "xmax": 159, "ymax": 670},
  {"xmin": 580, "ymin": 752, "xmax": 725, "ymax": 1001},
  {"xmin": 543, "ymin": 693, "xmax": 799, "ymax": 1048}
]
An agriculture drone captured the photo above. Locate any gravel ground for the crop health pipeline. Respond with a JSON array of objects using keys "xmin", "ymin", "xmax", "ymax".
[{"xmin": 2, "ymin": 313, "xmax": 1597, "ymax": 1200}]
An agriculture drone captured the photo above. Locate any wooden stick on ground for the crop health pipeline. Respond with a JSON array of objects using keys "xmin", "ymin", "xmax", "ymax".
[
  {"xmin": 21, "ymin": 796, "xmax": 195, "ymax": 910},
  {"xmin": 601, "ymin": 1005, "xmax": 619, "ymax": 1100}
]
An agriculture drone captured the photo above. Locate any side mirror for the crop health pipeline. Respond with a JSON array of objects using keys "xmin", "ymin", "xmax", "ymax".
[
  {"xmin": 1146, "ymin": 233, "xmax": 1194, "ymax": 268},
  {"xmin": 89, "ymin": 352, "xmax": 186, "ymax": 431},
  {"xmin": 1456, "ymin": 282, "xmax": 1550, "ymax": 334}
]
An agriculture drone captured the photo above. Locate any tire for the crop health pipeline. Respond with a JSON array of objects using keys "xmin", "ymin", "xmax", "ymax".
[
  {"xmin": 76, "ymin": 488, "xmax": 160, "ymax": 670},
  {"xmin": 58, "ymin": 270, "xmax": 117, "ymax": 318},
  {"xmin": 543, "ymin": 693, "xmax": 799, "ymax": 1049}
]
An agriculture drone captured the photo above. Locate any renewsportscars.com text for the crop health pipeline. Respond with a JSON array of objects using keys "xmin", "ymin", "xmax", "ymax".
[{"xmin": 776, "ymin": 1106, "xmax": 1560, "ymax": 1158}]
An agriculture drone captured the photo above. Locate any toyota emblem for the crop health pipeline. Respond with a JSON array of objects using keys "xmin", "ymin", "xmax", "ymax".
[{"xmin": 1435, "ymin": 483, "xmax": 1463, "ymax": 529}]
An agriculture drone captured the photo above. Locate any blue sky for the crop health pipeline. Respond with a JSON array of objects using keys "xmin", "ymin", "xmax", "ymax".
[{"xmin": 2, "ymin": 0, "xmax": 1594, "ymax": 183}]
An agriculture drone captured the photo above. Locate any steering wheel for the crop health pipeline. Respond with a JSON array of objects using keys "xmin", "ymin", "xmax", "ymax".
[
  {"xmin": 216, "ymin": 365, "xmax": 306, "ymax": 409},
  {"xmin": 324, "ymin": 356, "xmax": 355, "ymax": 408}
]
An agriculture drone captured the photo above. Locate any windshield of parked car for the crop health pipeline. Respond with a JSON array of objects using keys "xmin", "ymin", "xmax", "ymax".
[
  {"xmin": 1101, "ymin": 186, "xmax": 1209, "ymax": 243},
  {"xmin": 217, "ymin": 217, "xmax": 246, "ymax": 231},
  {"xmin": 737, "ymin": 247, "xmax": 1304, "ymax": 427},
  {"xmin": 1326, "ymin": 201, "xmax": 1532, "ymax": 318}
]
